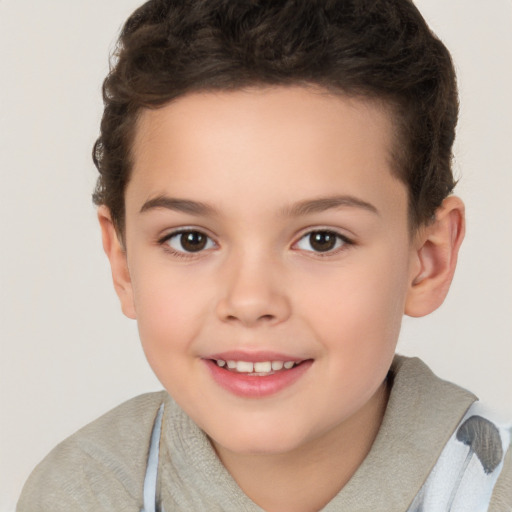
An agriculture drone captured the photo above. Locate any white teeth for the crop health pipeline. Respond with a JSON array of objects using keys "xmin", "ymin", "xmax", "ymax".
[
  {"xmin": 216, "ymin": 359, "xmax": 299, "ymax": 373},
  {"xmin": 236, "ymin": 361, "xmax": 254, "ymax": 373},
  {"xmin": 254, "ymin": 361, "xmax": 272, "ymax": 373}
]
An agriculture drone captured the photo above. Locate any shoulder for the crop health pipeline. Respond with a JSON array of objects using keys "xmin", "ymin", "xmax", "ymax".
[
  {"xmin": 388, "ymin": 354, "xmax": 478, "ymax": 423},
  {"xmin": 17, "ymin": 391, "xmax": 168, "ymax": 512},
  {"xmin": 389, "ymin": 357, "xmax": 512, "ymax": 511}
]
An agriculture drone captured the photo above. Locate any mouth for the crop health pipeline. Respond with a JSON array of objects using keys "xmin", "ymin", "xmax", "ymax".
[
  {"xmin": 211, "ymin": 358, "xmax": 304, "ymax": 376},
  {"xmin": 204, "ymin": 355, "xmax": 313, "ymax": 398}
]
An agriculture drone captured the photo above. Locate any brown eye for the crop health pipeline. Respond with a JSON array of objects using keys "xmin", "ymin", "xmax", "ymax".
[
  {"xmin": 165, "ymin": 230, "xmax": 214, "ymax": 253},
  {"xmin": 309, "ymin": 231, "xmax": 337, "ymax": 252},
  {"xmin": 296, "ymin": 230, "xmax": 347, "ymax": 253},
  {"xmin": 180, "ymin": 231, "xmax": 207, "ymax": 252}
]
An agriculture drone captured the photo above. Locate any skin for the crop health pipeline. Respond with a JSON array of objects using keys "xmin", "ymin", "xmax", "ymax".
[{"xmin": 99, "ymin": 86, "xmax": 465, "ymax": 512}]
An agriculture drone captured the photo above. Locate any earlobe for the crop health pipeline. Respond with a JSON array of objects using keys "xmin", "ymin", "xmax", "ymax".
[
  {"xmin": 405, "ymin": 196, "xmax": 465, "ymax": 317},
  {"xmin": 97, "ymin": 206, "xmax": 137, "ymax": 319}
]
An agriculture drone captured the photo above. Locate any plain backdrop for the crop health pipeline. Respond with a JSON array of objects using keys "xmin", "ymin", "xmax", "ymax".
[{"xmin": 1, "ymin": 1, "xmax": 511, "ymax": 510}]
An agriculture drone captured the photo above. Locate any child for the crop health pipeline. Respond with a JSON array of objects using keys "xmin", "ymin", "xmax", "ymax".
[{"xmin": 17, "ymin": 0, "xmax": 511, "ymax": 510}]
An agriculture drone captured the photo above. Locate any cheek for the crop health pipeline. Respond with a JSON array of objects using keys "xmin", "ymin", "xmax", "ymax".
[
  {"xmin": 130, "ymin": 264, "xmax": 209, "ymax": 357},
  {"xmin": 131, "ymin": 271, "xmax": 210, "ymax": 400},
  {"xmin": 297, "ymin": 247, "xmax": 410, "ymax": 353}
]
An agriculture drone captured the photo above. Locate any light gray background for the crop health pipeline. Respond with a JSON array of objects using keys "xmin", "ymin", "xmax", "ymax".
[{"xmin": 1, "ymin": 1, "xmax": 511, "ymax": 510}]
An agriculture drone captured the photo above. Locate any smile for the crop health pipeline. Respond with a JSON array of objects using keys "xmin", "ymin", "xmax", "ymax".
[
  {"xmin": 214, "ymin": 359, "xmax": 299, "ymax": 375},
  {"xmin": 205, "ymin": 356, "xmax": 313, "ymax": 398}
]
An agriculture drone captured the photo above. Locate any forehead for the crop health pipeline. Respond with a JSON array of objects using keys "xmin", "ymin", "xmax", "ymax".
[
  {"xmin": 127, "ymin": 86, "xmax": 406, "ymax": 223},
  {"xmin": 133, "ymin": 86, "xmax": 394, "ymax": 161}
]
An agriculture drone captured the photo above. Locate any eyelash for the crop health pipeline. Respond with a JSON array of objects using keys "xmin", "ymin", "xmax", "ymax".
[
  {"xmin": 157, "ymin": 228, "xmax": 354, "ymax": 259},
  {"xmin": 157, "ymin": 229, "xmax": 217, "ymax": 260},
  {"xmin": 293, "ymin": 229, "xmax": 354, "ymax": 257}
]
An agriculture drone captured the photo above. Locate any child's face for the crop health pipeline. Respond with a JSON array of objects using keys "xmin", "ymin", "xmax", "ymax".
[{"xmin": 118, "ymin": 87, "xmax": 418, "ymax": 455}]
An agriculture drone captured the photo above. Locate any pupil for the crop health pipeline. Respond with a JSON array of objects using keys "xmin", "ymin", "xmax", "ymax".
[
  {"xmin": 310, "ymin": 231, "xmax": 336, "ymax": 252},
  {"xmin": 181, "ymin": 232, "xmax": 207, "ymax": 252}
]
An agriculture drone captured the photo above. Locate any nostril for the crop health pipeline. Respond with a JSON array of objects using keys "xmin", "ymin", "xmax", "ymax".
[
  {"xmin": 216, "ymin": 294, "xmax": 291, "ymax": 326},
  {"xmin": 224, "ymin": 312, "xmax": 276, "ymax": 325}
]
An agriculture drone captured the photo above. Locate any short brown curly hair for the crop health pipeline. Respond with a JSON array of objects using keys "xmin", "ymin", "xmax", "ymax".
[{"xmin": 93, "ymin": 0, "xmax": 458, "ymax": 235}]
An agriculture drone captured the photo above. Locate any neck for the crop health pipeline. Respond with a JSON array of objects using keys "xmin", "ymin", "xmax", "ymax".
[{"xmin": 213, "ymin": 379, "xmax": 389, "ymax": 512}]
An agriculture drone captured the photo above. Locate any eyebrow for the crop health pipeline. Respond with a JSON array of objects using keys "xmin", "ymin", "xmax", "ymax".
[
  {"xmin": 139, "ymin": 194, "xmax": 379, "ymax": 217},
  {"xmin": 280, "ymin": 195, "xmax": 379, "ymax": 217},
  {"xmin": 140, "ymin": 196, "xmax": 217, "ymax": 216}
]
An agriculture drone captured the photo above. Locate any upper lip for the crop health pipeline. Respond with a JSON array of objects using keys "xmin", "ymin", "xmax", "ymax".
[{"xmin": 205, "ymin": 350, "xmax": 307, "ymax": 363}]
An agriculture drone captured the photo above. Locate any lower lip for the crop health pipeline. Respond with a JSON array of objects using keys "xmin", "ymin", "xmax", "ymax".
[{"xmin": 204, "ymin": 359, "xmax": 313, "ymax": 398}]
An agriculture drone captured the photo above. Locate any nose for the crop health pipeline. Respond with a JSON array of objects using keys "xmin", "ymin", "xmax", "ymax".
[{"xmin": 215, "ymin": 253, "xmax": 291, "ymax": 327}]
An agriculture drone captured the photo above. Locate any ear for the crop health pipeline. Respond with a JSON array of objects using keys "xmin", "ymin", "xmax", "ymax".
[
  {"xmin": 405, "ymin": 196, "xmax": 465, "ymax": 317},
  {"xmin": 97, "ymin": 206, "xmax": 137, "ymax": 319}
]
